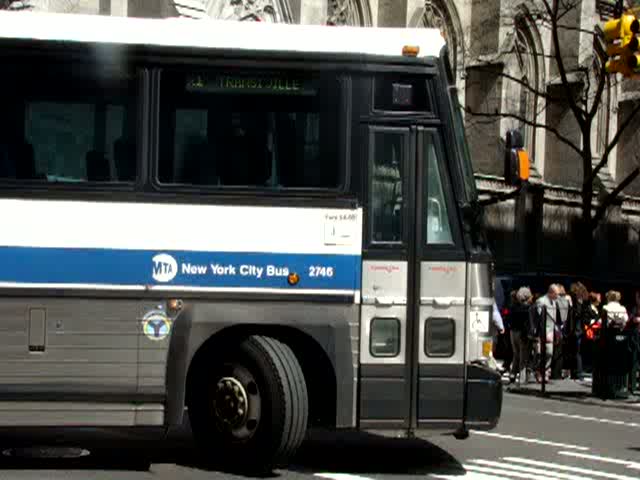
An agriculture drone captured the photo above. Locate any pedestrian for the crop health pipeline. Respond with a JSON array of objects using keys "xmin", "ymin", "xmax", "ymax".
[
  {"xmin": 582, "ymin": 291, "xmax": 602, "ymax": 368},
  {"xmin": 603, "ymin": 290, "xmax": 628, "ymax": 330},
  {"xmin": 555, "ymin": 284, "xmax": 571, "ymax": 379},
  {"xmin": 492, "ymin": 300, "xmax": 505, "ymax": 333},
  {"xmin": 567, "ymin": 282, "xmax": 589, "ymax": 381},
  {"xmin": 627, "ymin": 290, "xmax": 640, "ymax": 392},
  {"xmin": 499, "ymin": 290, "xmax": 517, "ymax": 375},
  {"xmin": 534, "ymin": 284, "xmax": 560, "ymax": 383},
  {"xmin": 627, "ymin": 290, "xmax": 640, "ymax": 331},
  {"xmin": 602, "ymin": 291, "xmax": 631, "ymax": 396},
  {"xmin": 509, "ymin": 286, "xmax": 533, "ymax": 386}
]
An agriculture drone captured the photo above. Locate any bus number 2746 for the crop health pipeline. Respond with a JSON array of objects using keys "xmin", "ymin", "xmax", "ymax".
[{"xmin": 309, "ymin": 266, "xmax": 334, "ymax": 277}]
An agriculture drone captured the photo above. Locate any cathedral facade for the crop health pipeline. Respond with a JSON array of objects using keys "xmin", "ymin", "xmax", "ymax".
[{"xmin": 17, "ymin": 0, "xmax": 640, "ymax": 283}]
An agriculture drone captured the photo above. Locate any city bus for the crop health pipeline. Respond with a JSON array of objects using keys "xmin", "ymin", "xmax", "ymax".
[{"xmin": 0, "ymin": 10, "xmax": 502, "ymax": 471}]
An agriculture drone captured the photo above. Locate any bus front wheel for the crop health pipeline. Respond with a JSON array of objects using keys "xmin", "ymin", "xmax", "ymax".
[{"xmin": 188, "ymin": 335, "xmax": 309, "ymax": 473}]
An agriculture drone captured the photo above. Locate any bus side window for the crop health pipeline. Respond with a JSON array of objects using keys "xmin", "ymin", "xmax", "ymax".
[
  {"xmin": 423, "ymin": 133, "xmax": 453, "ymax": 245},
  {"xmin": 0, "ymin": 64, "xmax": 137, "ymax": 185},
  {"xmin": 158, "ymin": 70, "xmax": 341, "ymax": 191}
]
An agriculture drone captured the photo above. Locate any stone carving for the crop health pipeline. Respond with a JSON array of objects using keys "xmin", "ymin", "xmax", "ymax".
[
  {"xmin": 327, "ymin": 0, "xmax": 352, "ymax": 25},
  {"xmin": 423, "ymin": 0, "xmax": 447, "ymax": 38},
  {"xmin": 327, "ymin": 0, "xmax": 370, "ymax": 26},
  {"xmin": 208, "ymin": 0, "xmax": 285, "ymax": 22}
]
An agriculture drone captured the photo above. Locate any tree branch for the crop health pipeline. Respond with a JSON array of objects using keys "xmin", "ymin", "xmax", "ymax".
[
  {"xmin": 549, "ymin": 0, "xmax": 587, "ymax": 128},
  {"xmin": 591, "ymin": 100, "xmax": 640, "ymax": 183},
  {"xmin": 591, "ymin": 167, "xmax": 640, "ymax": 228},
  {"xmin": 480, "ymin": 70, "xmax": 554, "ymax": 103},
  {"xmin": 465, "ymin": 107, "xmax": 582, "ymax": 156},
  {"xmin": 479, "ymin": 185, "xmax": 523, "ymax": 206}
]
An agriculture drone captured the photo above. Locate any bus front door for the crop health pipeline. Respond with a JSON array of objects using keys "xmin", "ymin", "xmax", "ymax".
[{"xmin": 359, "ymin": 126, "xmax": 467, "ymax": 431}]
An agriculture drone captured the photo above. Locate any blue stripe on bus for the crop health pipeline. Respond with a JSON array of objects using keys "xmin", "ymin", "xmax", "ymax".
[{"xmin": 0, "ymin": 246, "xmax": 361, "ymax": 291}]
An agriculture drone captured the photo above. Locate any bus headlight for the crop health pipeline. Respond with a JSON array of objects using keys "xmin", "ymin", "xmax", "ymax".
[{"xmin": 482, "ymin": 339, "xmax": 493, "ymax": 358}]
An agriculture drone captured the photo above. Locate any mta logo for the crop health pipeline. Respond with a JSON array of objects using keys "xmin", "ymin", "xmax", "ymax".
[
  {"xmin": 142, "ymin": 312, "xmax": 171, "ymax": 341},
  {"xmin": 152, "ymin": 253, "xmax": 177, "ymax": 282}
]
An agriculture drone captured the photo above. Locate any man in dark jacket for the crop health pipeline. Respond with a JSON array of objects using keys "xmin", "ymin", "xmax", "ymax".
[{"xmin": 510, "ymin": 287, "xmax": 534, "ymax": 386}]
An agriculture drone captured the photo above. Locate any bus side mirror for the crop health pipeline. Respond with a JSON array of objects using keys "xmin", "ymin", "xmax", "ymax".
[{"xmin": 504, "ymin": 129, "xmax": 530, "ymax": 186}]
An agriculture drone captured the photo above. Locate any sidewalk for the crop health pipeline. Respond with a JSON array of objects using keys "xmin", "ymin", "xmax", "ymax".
[
  {"xmin": 502, "ymin": 374, "xmax": 640, "ymax": 410},
  {"xmin": 495, "ymin": 361, "xmax": 640, "ymax": 411}
]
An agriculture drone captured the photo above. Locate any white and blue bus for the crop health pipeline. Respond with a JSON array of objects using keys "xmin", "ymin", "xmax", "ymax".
[{"xmin": 0, "ymin": 10, "xmax": 502, "ymax": 471}]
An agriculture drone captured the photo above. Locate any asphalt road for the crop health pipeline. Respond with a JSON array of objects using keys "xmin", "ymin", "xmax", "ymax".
[{"xmin": 0, "ymin": 393, "xmax": 638, "ymax": 479}]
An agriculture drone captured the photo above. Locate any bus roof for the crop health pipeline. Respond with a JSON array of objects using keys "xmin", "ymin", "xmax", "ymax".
[{"xmin": 0, "ymin": 11, "xmax": 445, "ymax": 60}]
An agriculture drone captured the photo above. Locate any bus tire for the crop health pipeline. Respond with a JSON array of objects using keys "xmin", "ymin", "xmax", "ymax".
[{"xmin": 188, "ymin": 335, "xmax": 308, "ymax": 473}]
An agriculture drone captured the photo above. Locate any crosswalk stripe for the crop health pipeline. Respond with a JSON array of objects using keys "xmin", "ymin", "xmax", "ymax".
[
  {"xmin": 470, "ymin": 431, "xmax": 589, "ymax": 450},
  {"xmin": 558, "ymin": 452, "xmax": 640, "ymax": 472},
  {"xmin": 504, "ymin": 457, "xmax": 639, "ymax": 480},
  {"xmin": 469, "ymin": 459, "xmax": 594, "ymax": 480},
  {"xmin": 463, "ymin": 464, "xmax": 575, "ymax": 480},
  {"xmin": 314, "ymin": 474, "xmax": 374, "ymax": 480}
]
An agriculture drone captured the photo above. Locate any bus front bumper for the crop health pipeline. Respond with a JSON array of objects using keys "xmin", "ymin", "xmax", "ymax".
[{"xmin": 464, "ymin": 361, "xmax": 503, "ymax": 431}]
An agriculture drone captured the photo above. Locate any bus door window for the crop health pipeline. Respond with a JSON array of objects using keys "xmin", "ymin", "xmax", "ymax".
[
  {"xmin": 371, "ymin": 131, "xmax": 404, "ymax": 243},
  {"xmin": 423, "ymin": 132, "xmax": 453, "ymax": 245}
]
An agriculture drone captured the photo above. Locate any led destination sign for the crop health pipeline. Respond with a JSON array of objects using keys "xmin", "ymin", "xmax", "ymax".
[{"xmin": 186, "ymin": 73, "xmax": 317, "ymax": 96}]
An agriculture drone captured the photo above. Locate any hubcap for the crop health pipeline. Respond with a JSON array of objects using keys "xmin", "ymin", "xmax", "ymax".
[
  {"xmin": 214, "ymin": 377, "xmax": 248, "ymax": 428},
  {"xmin": 211, "ymin": 364, "xmax": 261, "ymax": 440}
]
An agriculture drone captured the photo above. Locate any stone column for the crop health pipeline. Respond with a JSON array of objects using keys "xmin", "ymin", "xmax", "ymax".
[
  {"xmin": 377, "ymin": 0, "xmax": 407, "ymax": 27},
  {"xmin": 298, "ymin": 0, "xmax": 326, "ymax": 24},
  {"xmin": 127, "ymin": 0, "xmax": 176, "ymax": 18}
]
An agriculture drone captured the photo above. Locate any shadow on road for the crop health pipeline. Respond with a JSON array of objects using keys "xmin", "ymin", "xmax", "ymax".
[
  {"xmin": 0, "ymin": 428, "xmax": 465, "ymax": 478},
  {"xmin": 0, "ymin": 447, "xmax": 154, "ymax": 472},
  {"xmin": 0, "ymin": 445, "xmax": 280, "ymax": 478},
  {"xmin": 291, "ymin": 429, "xmax": 465, "ymax": 476}
]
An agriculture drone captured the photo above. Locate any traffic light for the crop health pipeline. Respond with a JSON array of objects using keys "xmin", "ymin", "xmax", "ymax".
[
  {"xmin": 503, "ymin": 129, "xmax": 530, "ymax": 187},
  {"xmin": 603, "ymin": 13, "xmax": 640, "ymax": 76}
]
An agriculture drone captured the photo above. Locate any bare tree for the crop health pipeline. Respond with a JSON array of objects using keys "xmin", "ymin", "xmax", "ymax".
[{"xmin": 465, "ymin": 0, "xmax": 640, "ymax": 250}]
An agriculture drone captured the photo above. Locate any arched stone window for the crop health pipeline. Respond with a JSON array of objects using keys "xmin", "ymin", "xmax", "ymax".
[
  {"xmin": 593, "ymin": 52, "xmax": 612, "ymax": 156},
  {"xmin": 420, "ymin": 0, "xmax": 461, "ymax": 77},
  {"xmin": 326, "ymin": 0, "xmax": 372, "ymax": 27},
  {"xmin": 503, "ymin": 12, "xmax": 540, "ymax": 159}
]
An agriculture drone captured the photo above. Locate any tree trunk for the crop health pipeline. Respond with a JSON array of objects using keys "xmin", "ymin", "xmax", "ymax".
[{"xmin": 578, "ymin": 183, "xmax": 594, "ymax": 273}]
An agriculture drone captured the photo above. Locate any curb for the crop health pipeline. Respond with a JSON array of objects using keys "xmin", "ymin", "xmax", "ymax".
[{"xmin": 505, "ymin": 389, "xmax": 640, "ymax": 411}]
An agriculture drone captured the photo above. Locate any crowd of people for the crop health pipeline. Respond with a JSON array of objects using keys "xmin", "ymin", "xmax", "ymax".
[{"xmin": 494, "ymin": 282, "xmax": 640, "ymax": 388}]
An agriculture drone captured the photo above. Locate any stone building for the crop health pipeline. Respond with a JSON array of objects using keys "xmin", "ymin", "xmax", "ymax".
[{"xmin": 13, "ymin": 0, "xmax": 640, "ymax": 285}]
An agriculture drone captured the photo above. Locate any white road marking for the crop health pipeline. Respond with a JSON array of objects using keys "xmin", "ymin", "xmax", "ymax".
[
  {"xmin": 470, "ymin": 430, "xmax": 590, "ymax": 450},
  {"xmin": 558, "ymin": 451, "xmax": 640, "ymax": 471},
  {"xmin": 542, "ymin": 411, "xmax": 640, "ymax": 428},
  {"xmin": 463, "ymin": 464, "xmax": 577, "ymax": 480},
  {"xmin": 314, "ymin": 474, "xmax": 375, "ymax": 480},
  {"xmin": 505, "ymin": 457, "xmax": 640, "ymax": 480},
  {"xmin": 432, "ymin": 472, "xmax": 512, "ymax": 480},
  {"xmin": 470, "ymin": 459, "xmax": 595, "ymax": 480}
]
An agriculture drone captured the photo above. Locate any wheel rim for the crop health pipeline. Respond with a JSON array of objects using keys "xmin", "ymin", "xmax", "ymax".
[{"xmin": 212, "ymin": 363, "xmax": 261, "ymax": 440}]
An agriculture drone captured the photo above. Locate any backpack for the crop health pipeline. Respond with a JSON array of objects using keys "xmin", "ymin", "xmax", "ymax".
[{"xmin": 527, "ymin": 304, "xmax": 540, "ymax": 340}]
